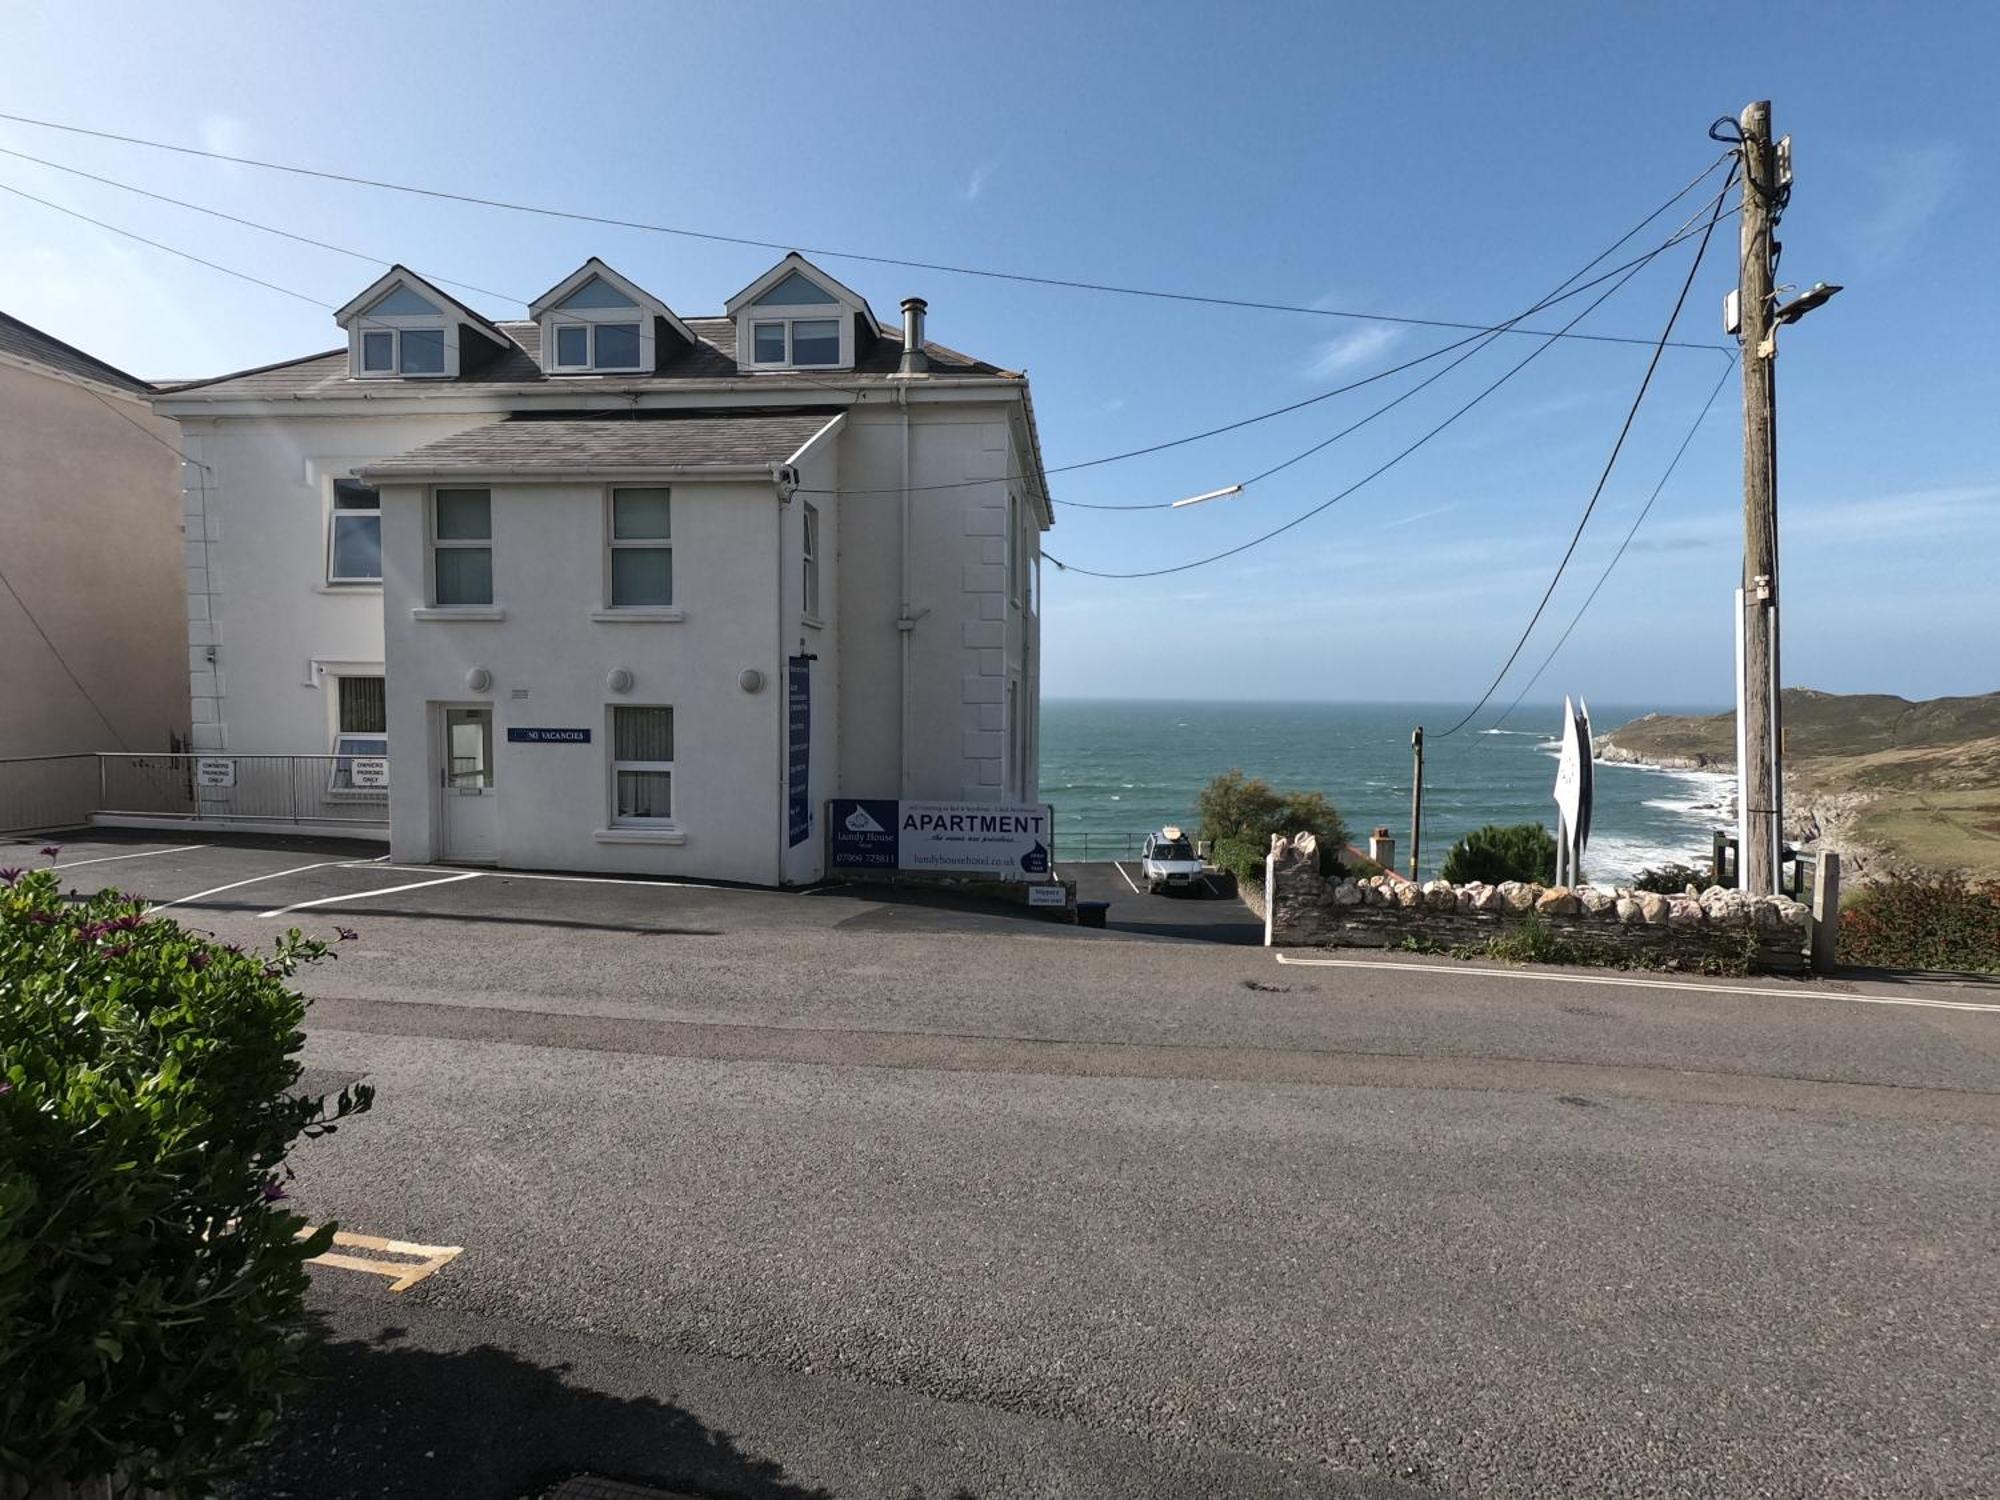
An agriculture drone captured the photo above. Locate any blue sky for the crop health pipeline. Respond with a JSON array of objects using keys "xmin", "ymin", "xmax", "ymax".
[{"xmin": 4, "ymin": 1, "xmax": 1992, "ymax": 711}]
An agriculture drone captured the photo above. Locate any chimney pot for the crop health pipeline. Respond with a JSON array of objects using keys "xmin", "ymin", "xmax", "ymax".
[{"xmin": 898, "ymin": 296, "xmax": 929, "ymax": 376}]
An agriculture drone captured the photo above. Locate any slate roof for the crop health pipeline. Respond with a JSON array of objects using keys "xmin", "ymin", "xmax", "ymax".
[
  {"xmin": 160, "ymin": 318, "xmax": 1012, "ymax": 399},
  {"xmin": 0, "ymin": 310, "xmax": 152, "ymax": 394},
  {"xmin": 360, "ymin": 412, "xmax": 840, "ymax": 476}
]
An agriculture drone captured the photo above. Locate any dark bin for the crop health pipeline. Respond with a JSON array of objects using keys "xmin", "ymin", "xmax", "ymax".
[{"xmin": 1076, "ymin": 900, "xmax": 1110, "ymax": 929}]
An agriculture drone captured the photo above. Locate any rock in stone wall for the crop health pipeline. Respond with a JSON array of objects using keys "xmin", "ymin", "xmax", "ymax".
[{"xmin": 1265, "ymin": 834, "xmax": 1811, "ymax": 972}]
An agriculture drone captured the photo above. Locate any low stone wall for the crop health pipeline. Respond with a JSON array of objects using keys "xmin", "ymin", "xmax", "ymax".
[{"xmin": 1264, "ymin": 833, "xmax": 1811, "ymax": 972}]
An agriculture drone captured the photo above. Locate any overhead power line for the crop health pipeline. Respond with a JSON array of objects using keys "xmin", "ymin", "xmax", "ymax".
[
  {"xmin": 1483, "ymin": 353, "xmax": 1738, "ymax": 734},
  {"xmin": 2, "ymin": 145, "xmax": 1733, "ymax": 513},
  {"xmin": 1043, "ymin": 250, "xmax": 1658, "ymax": 580},
  {"xmin": 0, "ymin": 112, "xmax": 1727, "ymax": 351},
  {"xmin": 0, "ymin": 179, "xmax": 331, "ymax": 308},
  {"xmin": 802, "ymin": 189, "xmax": 1737, "ymax": 507},
  {"xmin": 0, "ymin": 141, "xmax": 528, "ymax": 307},
  {"xmin": 1433, "ymin": 166, "xmax": 1736, "ymax": 740}
]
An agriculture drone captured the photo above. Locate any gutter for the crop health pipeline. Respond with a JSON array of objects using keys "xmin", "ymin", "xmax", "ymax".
[
  {"xmin": 354, "ymin": 462, "xmax": 778, "ymax": 484},
  {"xmin": 151, "ymin": 372, "xmax": 1024, "ymax": 419}
]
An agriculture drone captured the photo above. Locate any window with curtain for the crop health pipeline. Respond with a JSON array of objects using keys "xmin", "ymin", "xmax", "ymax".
[
  {"xmin": 611, "ymin": 706, "xmax": 674, "ymax": 823},
  {"xmin": 432, "ymin": 489, "xmax": 493, "ymax": 606},
  {"xmin": 329, "ymin": 674, "xmax": 387, "ymax": 793},
  {"xmin": 609, "ymin": 488, "xmax": 672, "ymax": 607}
]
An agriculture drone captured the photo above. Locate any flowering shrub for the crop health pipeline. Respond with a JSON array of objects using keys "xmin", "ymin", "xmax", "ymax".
[
  {"xmin": 0, "ymin": 863, "xmax": 372, "ymax": 1495},
  {"xmin": 1839, "ymin": 868, "xmax": 2000, "ymax": 972}
]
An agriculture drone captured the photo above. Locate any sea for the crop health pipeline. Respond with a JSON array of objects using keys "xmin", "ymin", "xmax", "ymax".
[{"xmin": 1040, "ymin": 700, "xmax": 1735, "ymax": 884}]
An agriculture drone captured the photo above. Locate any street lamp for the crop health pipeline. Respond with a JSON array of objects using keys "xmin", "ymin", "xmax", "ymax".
[
  {"xmin": 1170, "ymin": 484, "xmax": 1244, "ymax": 509},
  {"xmin": 1774, "ymin": 281, "xmax": 1843, "ymax": 326}
]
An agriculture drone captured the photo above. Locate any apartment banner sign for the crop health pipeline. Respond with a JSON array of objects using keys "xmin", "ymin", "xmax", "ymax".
[{"xmin": 829, "ymin": 799, "xmax": 1054, "ymax": 877}]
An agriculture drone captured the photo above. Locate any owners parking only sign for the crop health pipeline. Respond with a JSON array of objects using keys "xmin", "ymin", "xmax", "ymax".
[{"xmin": 830, "ymin": 800, "xmax": 1053, "ymax": 877}]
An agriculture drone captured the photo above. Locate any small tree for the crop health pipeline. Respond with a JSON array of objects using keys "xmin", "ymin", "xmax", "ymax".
[
  {"xmin": 1439, "ymin": 823, "xmax": 1557, "ymax": 885},
  {"xmin": 1195, "ymin": 771, "xmax": 1347, "ymax": 881},
  {"xmin": 1, "ymin": 862, "xmax": 372, "ymax": 1496}
]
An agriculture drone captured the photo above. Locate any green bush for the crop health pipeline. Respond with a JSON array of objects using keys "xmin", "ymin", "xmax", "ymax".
[
  {"xmin": 1438, "ymin": 823, "xmax": 1557, "ymax": 885},
  {"xmin": 1209, "ymin": 834, "xmax": 1270, "ymax": 889},
  {"xmin": 0, "ymin": 863, "xmax": 373, "ymax": 1496},
  {"xmin": 1630, "ymin": 862, "xmax": 1710, "ymax": 894},
  {"xmin": 1195, "ymin": 770, "xmax": 1347, "ymax": 878},
  {"xmin": 1838, "ymin": 869, "xmax": 2000, "ymax": 972}
]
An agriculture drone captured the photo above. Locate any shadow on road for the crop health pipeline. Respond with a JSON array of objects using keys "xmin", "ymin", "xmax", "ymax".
[{"xmin": 234, "ymin": 1316, "xmax": 916, "ymax": 1500}]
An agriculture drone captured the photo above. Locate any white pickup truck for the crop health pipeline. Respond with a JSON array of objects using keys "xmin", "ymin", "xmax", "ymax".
[{"xmin": 1139, "ymin": 826, "xmax": 1206, "ymax": 894}]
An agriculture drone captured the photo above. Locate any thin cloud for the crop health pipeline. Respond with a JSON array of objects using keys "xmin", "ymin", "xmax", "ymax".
[
  {"xmin": 1846, "ymin": 142, "xmax": 1959, "ymax": 268},
  {"xmin": 958, "ymin": 162, "xmax": 996, "ymax": 203},
  {"xmin": 198, "ymin": 114, "xmax": 254, "ymax": 175},
  {"xmin": 1304, "ymin": 324, "xmax": 1401, "ymax": 377}
]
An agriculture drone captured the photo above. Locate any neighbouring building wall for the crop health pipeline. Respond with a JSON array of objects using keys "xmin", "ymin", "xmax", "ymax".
[
  {"xmin": 0, "ymin": 361, "xmax": 188, "ymax": 757},
  {"xmin": 176, "ymin": 412, "xmax": 497, "ymax": 753},
  {"xmin": 380, "ymin": 475, "xmax": 789, "ymax": 886}
]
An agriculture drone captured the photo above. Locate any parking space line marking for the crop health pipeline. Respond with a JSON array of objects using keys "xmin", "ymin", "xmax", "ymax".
[
  {"xmin": 259, "ymin": 871, "xmax": 480, "ymax": 919},
  {"xmin": 49, "ymin": 845, "xmax": 205, "ymax": 870},
  {"xmin": 342, "ymin": 862, "xmax": 735, "ymax": 892},
  {"xmin": 1272, "ymin": 953, "xmax": 2000, "ymax": 1014},
  {"xmin": 300, "ymin": 1228, "xmax": 463, "ymax": 1293},
  {"xmin": 1113, "ymin": 861, "xmax": 1143, "ymax": 895},
  {"xmin": 145, "ymin": 859, "xmax": 361, "ymax": 916}
]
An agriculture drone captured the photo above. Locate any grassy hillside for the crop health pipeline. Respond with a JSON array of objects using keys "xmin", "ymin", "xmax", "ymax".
[
  {"xmin": 1600, "ymin": 689, "xmax": 2000, "ymax": 766},
  {"xmin": 1599, "ymin": 689, "xmax": 2000, "ymax": 877}
]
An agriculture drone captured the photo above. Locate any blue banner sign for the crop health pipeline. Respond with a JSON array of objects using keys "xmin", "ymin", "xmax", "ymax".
[
  {"xmin": 787, "ymin": 657, "xmax": 812, "ymax": 848},
  {"xmin": 506, "ymin": 727, "xmax": 591, "ymax": 744},
  {"xmin": 829, "ymin": 799, "xmax": 1053, "ymax": 877}
]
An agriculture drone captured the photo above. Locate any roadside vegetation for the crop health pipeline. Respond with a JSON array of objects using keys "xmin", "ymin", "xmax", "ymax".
[
  {"xmin": 1196, "ymin": 770, "xmax": 1347, "ymax": 888},
  {"xmin": 0, "ymin": 856, "xmax": 372, "ymax": 1497},
  {"xmin": 1838, "ymin": 868, "xmax": 2000, "ymax": 972},
  {"xmin": 1438, "ymin": 823, "xmax": 1556, "ymax": 885},
  {"xmin": 1629, "ymin": 862, "xmax": 1714, "ymax": 893}
]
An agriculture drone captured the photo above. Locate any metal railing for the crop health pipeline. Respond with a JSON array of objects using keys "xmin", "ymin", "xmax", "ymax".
[
  {"xmin": 0, "ymin": 753, "xmax": 390, "ymax": 836},
  {"xmin": 0, "ymin": 754, "xmax": 99, "ymax": 835},
  {"xmin": 1054, "ymin": 831, "xmax": 1212, "ymax": 863},
  {"xmin": 98, "ymin": 754, "xmax": 388, "ymax": 829}
]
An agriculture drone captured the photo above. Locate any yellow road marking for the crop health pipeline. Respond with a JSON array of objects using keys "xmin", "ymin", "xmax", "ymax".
[{"xmin": 300, "ymin": 1227, "xmax": 464, "ymax": 1292}]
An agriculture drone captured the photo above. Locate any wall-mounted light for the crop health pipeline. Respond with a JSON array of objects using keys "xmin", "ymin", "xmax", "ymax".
[
  {"xmin": 466, "ymin": 667, "xmax": 492, "ymax": 692},
  {"xmin": 607, "ymin": 667, "xmax": 634, "ymax": 694},
  {"xmin": 739, "ymin": 668, "xmax": 765, "ymax": 693}
]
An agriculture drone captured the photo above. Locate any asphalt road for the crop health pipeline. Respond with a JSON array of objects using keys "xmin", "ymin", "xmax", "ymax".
[{"xmin": 16, "ymin": 833, "xmax": 2000, "ymax": 1498}]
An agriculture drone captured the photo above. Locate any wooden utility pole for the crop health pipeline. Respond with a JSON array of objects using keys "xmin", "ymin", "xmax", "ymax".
[
  {"xmin": 1409, "ymin": 726, "xmax": 1424, "ymax": 882},
  {"xmin": 1737, "ymin": 99, "xmax": 1783, "ymax": 896}
]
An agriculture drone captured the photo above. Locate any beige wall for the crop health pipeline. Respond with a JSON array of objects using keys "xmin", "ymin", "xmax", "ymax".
[{"xmin": 0, "ymin": 360, "xmax": 188, "ymax": 757}]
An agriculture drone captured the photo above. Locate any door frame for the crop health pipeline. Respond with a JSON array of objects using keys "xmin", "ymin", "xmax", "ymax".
[{"xmin": 431, "ymin": 700, "xmax": 499, "ymax": 864}]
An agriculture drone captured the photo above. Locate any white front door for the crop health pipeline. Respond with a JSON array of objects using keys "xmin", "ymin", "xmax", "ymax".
[{"xmin": 437, "ymin": 705, "xmax": 498, "ymax": 863}]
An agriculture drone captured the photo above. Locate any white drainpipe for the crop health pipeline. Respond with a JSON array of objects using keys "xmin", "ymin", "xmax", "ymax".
[{"xmin": 897, "ymin": 386, "xmax": 913, "ymax": 798}]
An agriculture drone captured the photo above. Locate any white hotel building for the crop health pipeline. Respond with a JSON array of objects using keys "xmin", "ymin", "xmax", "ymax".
[{"xmin": 152, "ymin": 254, "xmax": 1050, "ymax": 885}]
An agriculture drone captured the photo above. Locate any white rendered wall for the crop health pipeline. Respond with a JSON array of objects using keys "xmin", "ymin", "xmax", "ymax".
[
  {"xmin": 835, "ymin": 397, "xmax": 1043, "ymax": 805},
  {"xmin": 381, "ymin": 475, "xmax": 790, "ymax": 885},
  {"xmin": 175, "ymin": 412, "xmax": 493, "ymax": 751}
]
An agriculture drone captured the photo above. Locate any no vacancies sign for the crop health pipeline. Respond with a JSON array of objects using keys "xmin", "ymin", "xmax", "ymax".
[{"xmin": 830, "ymin": 799, "xmax": 1053, "ymax": 877}]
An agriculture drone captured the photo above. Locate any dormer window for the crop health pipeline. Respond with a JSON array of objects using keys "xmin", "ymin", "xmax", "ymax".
[
  {"xmin": 335, "ymin": 266, "xmax": 510, "ymax": 381},
  {"xmin": 355, "ymin": 286, "xmax": 448, "ymax": 377},
  {"xmin": 546, "ymin": 276, "xmax": 644, "ymax": 372},
  {"xmin": 750, "ymin": 315, "xmax": 840, "ymax": 368},
  {"xmin": 726, "ymin": 254, "xmax": 880, "ymax": 374},
  {"xmin": 528, "ymin": 259, "xmax": 690, "ymax": 377}
]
